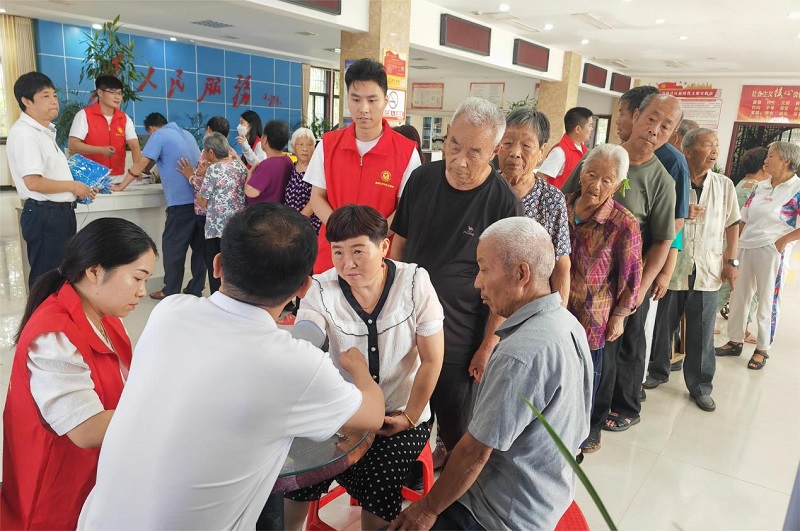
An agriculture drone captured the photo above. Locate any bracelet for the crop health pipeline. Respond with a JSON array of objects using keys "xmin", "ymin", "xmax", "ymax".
[
  {"xmin": 401, "ymin": 411, "xmax": 416, "ymax": 428},
  {"xmin": 127, "ymin": 168, "xmax": 141, "ymax": 178}
]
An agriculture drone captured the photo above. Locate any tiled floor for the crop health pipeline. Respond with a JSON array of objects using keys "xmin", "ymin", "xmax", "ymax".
[{"xmin": 0, "ymin": 233, "xmax": 797, "ymax": 530}]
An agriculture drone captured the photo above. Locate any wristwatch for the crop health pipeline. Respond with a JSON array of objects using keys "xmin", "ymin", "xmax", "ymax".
[{"xmin": 725, "ymin": 259, "xmax": 739, "ymax": 267}]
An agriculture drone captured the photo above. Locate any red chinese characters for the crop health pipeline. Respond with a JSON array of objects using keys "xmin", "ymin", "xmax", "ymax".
[
  {"xmin": 167, "ymin": 69, "xmax": 185, "ymax": 99},
  {"xmin": 198, "ymin": 76, "xmax": 222, "ymax": 103},
  {"xmin": 136, "ymin": 66, "xmax": 157, "ymax": 92},
  {"xmin": 232, "ymin": 74, "xmax": 251, "ymax": 108}
]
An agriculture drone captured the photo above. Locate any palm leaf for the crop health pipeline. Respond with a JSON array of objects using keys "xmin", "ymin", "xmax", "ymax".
[{"xmin": 522, "ymin": 397, "xmax": 617, "ymax": 531}]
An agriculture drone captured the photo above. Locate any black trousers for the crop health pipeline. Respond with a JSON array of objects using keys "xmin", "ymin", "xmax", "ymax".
[
  {"xmin": 162, "ymin": 204, "xmax": 206, "ymax": 296},
  {"xmin": 20, "ymin": 200, "xmax": 76, "ymax": 289},
  {"xmin": 430, "ymin": 362, "xmax": 477, "ymax": 451},
  {"xmin": 204, "ymin": 237, "xmax": 221, "ymax": 294},
  {"xmin": 591, "ymin": 292, "xmax": 650, "ymax": 432}
]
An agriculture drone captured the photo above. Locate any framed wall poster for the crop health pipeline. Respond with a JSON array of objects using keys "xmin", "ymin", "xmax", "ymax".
[
  {"xmin": 411, "ymin": 83, "xmax": 445, "ymax": 109},
  {"xmin": 469, "ymin": 82, "xmax": 505, "ymax": 107}
]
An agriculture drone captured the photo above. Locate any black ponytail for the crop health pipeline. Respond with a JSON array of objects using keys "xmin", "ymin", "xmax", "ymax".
[{"xmin": 15, "ymin": 218, "xmax": 157, "ymax": 344}]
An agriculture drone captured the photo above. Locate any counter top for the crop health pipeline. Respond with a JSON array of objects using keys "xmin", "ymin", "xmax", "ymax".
[{"xmin": 13, "ymin": 184, "xmax": 167, "ymax": 213}]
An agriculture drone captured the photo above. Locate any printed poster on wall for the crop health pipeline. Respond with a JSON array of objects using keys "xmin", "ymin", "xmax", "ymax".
[
  {"xmin": 657, "ymin": 82, "xmax": 723, "ymax": 131},
  {"xmin": 411, "ymin": 83, "xmax": 445, "ymax": 109},
  {"xmin": 737, "ymin": 85, "xmax": 800, "ymax": 123},
  {"xmin": 469, "ymin": 82, "xmax": 505, "ymax": 108},
  {"xmin": 343, "ymin": 60, "xmax": 356, "ymax": 119},
  {"xmin": 382, "ymin": 49, "xmax": 408, "ymax": 121}
]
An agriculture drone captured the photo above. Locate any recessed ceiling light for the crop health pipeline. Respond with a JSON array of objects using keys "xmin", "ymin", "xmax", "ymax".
[
  {"xmin": 325, "ymin": 47, "xmax": 341, "ymax": 54},
  {"xmin": 0, "ymin": 8, "xmax": 6, "ymax": 13},
  {"xmin": 498, "ymin": 3, "xmax": 510, "ymax": 12},
  {"xmin": 581, "ymin": 38, "xmax": 589, "ymax": 45},
  {"xmin": 544, "ymin": 23, "xmax": 554, "ymax": 30},
  {"xmin": 679, "ymin": 35, "xmax": 688, "ymax": 40},
  {"xmin": 169, "ymin": 37, "xmax": 178, "ymax": 42},
  {"xmin": 92, "ymin": 23, "xmax": 103, "ymax": 30},
  {"xmin": 789, "ymin": 11, "xmax": 800, "ymax": 19},
  {"xmin": 655, "ymin": 18, "xmax": 665, "ymax": 24}
]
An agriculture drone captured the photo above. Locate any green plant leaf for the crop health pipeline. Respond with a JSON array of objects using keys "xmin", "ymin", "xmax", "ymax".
[{"xmin": 522, "ymin": 397, "xmax": 617, "ymax": 531}]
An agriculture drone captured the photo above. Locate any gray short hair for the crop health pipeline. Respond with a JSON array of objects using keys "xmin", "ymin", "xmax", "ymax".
[
  {"xmin": 290, "ymin": 127, "xmax": 316, "ymax": 148},
  {"xmin": 451, "ymin": 97, "xmax": 506, "ymax": 147},
  {"xmin": 203, "ymin": 132, "xmax": 231, "ymax": 159},
  {"xmin": 505, "ymin": 107, "xmax": 550, "ymax": 146},
  {"xmin": 681, "ymin": 128, "xmax": 717, "ymax": 152},
  {"xmin": 583, "ymin": 144, "xmax": 630, "ymax": 183},
  {"xmin": 769, "ymin": 141, "xmax": 800, "ymax": 173},
  {"xmin": 479, "ymin": 217, "xmax": 555, "ymax": 281},
  {"xmin": 676, "ymin": 119, "xmax": 699, "ymax": 137}
]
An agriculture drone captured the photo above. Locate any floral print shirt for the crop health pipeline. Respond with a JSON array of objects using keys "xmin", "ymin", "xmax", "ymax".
[{"xmin": 198, "ymin": 158, "xmax": 247, "ymax": 239}]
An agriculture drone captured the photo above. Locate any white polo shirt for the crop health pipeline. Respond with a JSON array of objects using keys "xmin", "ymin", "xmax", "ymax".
[
  {"xmin": 79, "ymin": 292, "xmax": 362, "ymax": 530},
  {"xmin": 740, "ymin": 174, "xmax": 800, "ymax": 250},
  {"xmin": 6, "ymin": 112, "xmax": 76, "ymax": 202}
]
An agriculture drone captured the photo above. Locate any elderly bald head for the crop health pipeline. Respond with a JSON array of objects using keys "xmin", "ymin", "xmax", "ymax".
[
  {"xmin": 481, "ymin": 217, "xmax": 554, "ymax": 281},
  {"xmin": 629, "ymin": 94, "xmax": 683, "ymax": 153}
]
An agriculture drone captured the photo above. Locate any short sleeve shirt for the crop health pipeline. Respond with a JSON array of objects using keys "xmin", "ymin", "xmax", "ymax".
[
  {"xmin": 459, "ymin": 294, "xmax": 593, "ymax": 531},
  {"xmin": 141, "ymin": 122, "xmax": 199, "ymax": 206},
  {"xmin": 520, "ymin": 178, "xmax": 571, "ymax": 258},
  {"xmin": 69, "ymin": 108, "xmax": 138, "ymax": 143},
  {"xmin": 7, "ymin": 113, "xmax": 76, "ymax": 202},
  {"xmin": 391, "ymin": 161, "xmax": 522, "ymax": 362},
  {"xmin": 246, "ymin": 155, "xmax": 294, "ymax": 205},
  {"xmin": 197, "ymin": 158, "xmax": 247, "ymax": 239},
  {"xmin": 654, "ymin": 143, "xmax": 690, "ymax": 219}
]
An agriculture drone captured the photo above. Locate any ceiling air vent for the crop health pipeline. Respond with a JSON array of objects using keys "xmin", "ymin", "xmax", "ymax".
[
  {"xmin": 665, "ymin": 59, "xmax": 689, "ymax": 68},
  {"xmin": 571, "ymin": 13, "xmax": 614, "ymax": 30},
  {"xmin": 192, "ymin": 20, "xmax": 235, "ymax": 29},
  {"xmin": 410, "ymin": 65, "xmax": 437, "ymax": 70},
  {"xmin": 296, "ymin": 31, "xmax": 318, "ymax": 36},
  {"xmin": 510, "ymin": 20, "xmax": 542, "ymax": 33},
  {"xmin": 224, "ymin": 35, "xmax": 240, "ymax": 40}
]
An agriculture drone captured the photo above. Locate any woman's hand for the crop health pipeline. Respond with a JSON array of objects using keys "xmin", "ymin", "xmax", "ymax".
[
  {"xmin": 236, "ymin": 135, "xmax": 248, "ymax": 146},
  {"xmin": 606, "ymin": 314, "xmax": 625, "ymax": 343},
  {"xmin": 376, "ymin": 413, "xmax": 412, "ymax": 437},
  {"xmin": 775, "ymin": 236, "xmax": 788, "ymax": 253},
  {"xmin": 176, "ymin": 158, "xmax": 195, "ymax": 180}
]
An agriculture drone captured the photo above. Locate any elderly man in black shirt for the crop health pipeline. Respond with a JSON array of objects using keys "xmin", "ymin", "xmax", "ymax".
[{"xmin": 391, "ymin": 97, "xmax": 521, "ymax": 452}]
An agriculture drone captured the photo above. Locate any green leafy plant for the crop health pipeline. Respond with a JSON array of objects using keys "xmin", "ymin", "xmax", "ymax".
[
  {"xmin": 186, "ymin": 112, "xmax": 208, "ymax": 149},
  {"xmin": 79, "ymin": 15, "xmax": 143, "ymax": 103},
  {"xmin": 505, "ymin": 94, "xmax": 538, "ymax": 114},
  {"xmin": 306, "ymin": 116, "xmax": 333, "ymax": 139},
  {"xmin": 54, "ymin": 88, "xmax": 87, "ymax": 149},
  {"xmin": 523, "ymin": 397, "xmax": 617, "ymax": 531}
]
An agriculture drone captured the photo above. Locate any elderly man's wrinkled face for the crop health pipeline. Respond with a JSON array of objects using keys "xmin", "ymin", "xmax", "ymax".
[
  {"xmin": 444, "ymin": 116, "xmax": 499, "ymax": 189},
  {"xmin": 579, "ymin": 157, "xmax": 621, "ymax": 208},
  {"xmin": 686, "ymin": 133, "xmax": 719, "ymax": 173},
  {"xmin": 616, "ymin": 101, "xmax": 634, "ymax": 143},
  {"xmin": 497, "ymin": 125, "xmax": 544, "ymax": 185},
  {"xmin": 475, "ymin": 238, "xmax": 519, "ymax": 318},
  {"xmin": 629, "ymin": 97, "xmax": 682, "ymax": 154}
]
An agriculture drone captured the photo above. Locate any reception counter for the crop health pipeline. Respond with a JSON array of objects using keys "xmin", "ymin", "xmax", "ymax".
[{"xmin": 14, "ymin": 184, "xmax": 169, "ymax": 288}]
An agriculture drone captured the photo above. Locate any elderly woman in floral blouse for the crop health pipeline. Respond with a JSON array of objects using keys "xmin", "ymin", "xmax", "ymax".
[
  {"xmin": 195, "ymin": 133, "xmax": 247, "ymax": 294},
  {"xmin": 496, "ymin": 108, "xmax": 571, "ymax": 303},
  {"xmin": 565, "ymin": 144, "xmax": 642, "ymax": 453}
]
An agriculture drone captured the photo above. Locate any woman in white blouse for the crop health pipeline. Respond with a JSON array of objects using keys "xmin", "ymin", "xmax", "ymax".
[
  {"xmin": 2, "ymin": 218, "xmax": 156, "ymax": 529},
  {"xmin": 717, "ymin": 141, "xmax": 800, "ymax": 369},
  {"xmin": 284, "ymin": 205, "xmax": 445, "ymax": 531}
]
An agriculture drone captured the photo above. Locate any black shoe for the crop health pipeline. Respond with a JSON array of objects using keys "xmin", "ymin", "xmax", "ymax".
[
  {"xmin": 643, "ymin": 376, "xmax": 668, "ymax": 389},
  {"xmin": 693, "ymin": 395, "xmax": 716, "ymax": 412},
  {"xmin": 670, "ymin": 360, "xmax": 684, "ymax": 371},
  {"xmin": 640, "ymin": 387, "xmax": 647, "ymax": 401},
  {"xmin": 402, "ymin": 461, "xmax": 424, "ymax": 491}
]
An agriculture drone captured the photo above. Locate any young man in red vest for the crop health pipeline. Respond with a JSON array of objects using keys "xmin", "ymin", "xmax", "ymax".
[
  {"xmin": 68, "ymin": 75, "xmax": 141, "ymax": 182},
  {"xmin": 305, "ymin": 58, "xmax": 421, "ymax": 274},
  {"xmin": 536, "ymin": 107, "xmax": 594, "ymax": 189}
]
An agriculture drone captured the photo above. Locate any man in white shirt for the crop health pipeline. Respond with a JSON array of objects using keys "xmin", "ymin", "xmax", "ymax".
[
  {"xmin": 68, "ymin": 75, "xmax": 141, "ymax": 183},
  {"xmin": 6, "ymin": 72, "xmax": 95, "ymax": 288},
  {"xmin": 78, "ymin": 203, "xmax": 385, "ymax": 530}
]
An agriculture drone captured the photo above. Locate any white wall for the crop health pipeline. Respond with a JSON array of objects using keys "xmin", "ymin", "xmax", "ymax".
[
  {"xmin": 578, "ymin": 89, "xmax": 615, "ymax": 116},
  {"xmin": 638, "ymin": 76, "xmax": 800, "ymax": 170}
]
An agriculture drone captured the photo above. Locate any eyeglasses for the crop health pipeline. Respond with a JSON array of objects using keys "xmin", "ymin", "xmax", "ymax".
[{"xmin": 100, "ymin": 89, "xmax": 123, "ymax": 97}]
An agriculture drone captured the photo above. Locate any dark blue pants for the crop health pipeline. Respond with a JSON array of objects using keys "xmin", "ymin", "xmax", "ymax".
[
  {"xmin": 590, "ymin": 347, "xmax": 604, "ymax": 410},
  {"xmin": 20, "ymin": 200, "xmax": 76, "ymax": 289},
  {"xmin": 162, "ymin": 204, "xmax": 205, "ymax": 296},
  {"xmin": 431, "ymin": 501, "xmax": 486, "ymax": 530}
]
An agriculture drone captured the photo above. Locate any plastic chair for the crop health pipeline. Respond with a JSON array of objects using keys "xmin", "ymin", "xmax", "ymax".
[
  {"xmin": 554, "ymin": 501, "xmax": 590, "ymax": 531},
  {"xmin": 304, "ymin": 443, "xmax": 435, "ymax": 530}
]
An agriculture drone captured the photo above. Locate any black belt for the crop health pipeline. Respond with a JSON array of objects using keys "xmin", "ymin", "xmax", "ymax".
[{"xmin": 25, "ymin": 199, "xmax": 77, "ymax": 210}]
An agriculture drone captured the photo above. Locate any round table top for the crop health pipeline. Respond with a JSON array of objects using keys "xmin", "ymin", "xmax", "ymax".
[{"xmin": 272, "ymin": 428, "xmax": 374, "ymax": 493}]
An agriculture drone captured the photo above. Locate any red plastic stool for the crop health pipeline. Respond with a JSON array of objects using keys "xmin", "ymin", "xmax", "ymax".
[
  {"xmin": 554, "ymin": 501, "xmax": 589, "ymax": 531},
  {"xmin": 304, "ymin": 443, "xmax": 435, "ymax": 530}
]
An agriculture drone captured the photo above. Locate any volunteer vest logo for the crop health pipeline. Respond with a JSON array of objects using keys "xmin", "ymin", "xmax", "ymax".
[
  {"xmin": 116, "ymin": 126, "xmax": 125, "ymax": 137},
  {"xmin": 381, "ymin": 171, "xmax": 391, "ymax": 182},
  {"xmin": 375, "ymin": 170, "xmax": 395, "ymax": 189}
]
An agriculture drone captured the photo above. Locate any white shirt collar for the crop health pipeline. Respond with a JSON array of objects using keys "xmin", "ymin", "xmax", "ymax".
[
  {"xmin": 20, "ymin": 111, "xmax": 56, "ymax": 134},
  {"xmin": 208, "ymin": 291, "xmax": 278, "ymax": 326}
]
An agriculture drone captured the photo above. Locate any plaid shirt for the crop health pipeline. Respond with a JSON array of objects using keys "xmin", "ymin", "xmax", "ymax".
[{"xmin": 566, "ymin": 193, "xmax": 643, "ymax": 350}]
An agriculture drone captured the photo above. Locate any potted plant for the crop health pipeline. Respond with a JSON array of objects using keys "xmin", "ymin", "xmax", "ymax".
[
  {"xmin": 79, "ymin": 15, "xmax": 143, "ymax": 103},
  {"xmin": 54, "ymin": 88, "xmax": 87, "ymax": 149},
  {"xmin": 505, "ymin": 94, "xmax": 538, "ymax": 114}
]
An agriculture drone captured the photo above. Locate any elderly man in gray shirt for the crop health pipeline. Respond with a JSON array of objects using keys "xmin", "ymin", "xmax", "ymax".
[{"xmin": 390, "ymin": 217, "xmax": 593, "ymax": 531}]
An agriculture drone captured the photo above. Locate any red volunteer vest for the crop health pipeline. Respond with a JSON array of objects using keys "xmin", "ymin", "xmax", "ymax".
[
  {"xmin": 1, "ymin": 284, "xmax": 132, "ymax": 530},
  {"xmin": 314, "ymin": 120, "xmax": 417, "ymax": 273},
  {"xmin": 82, "ymin": 102, "xmax": 128, "ymax": 176},
  {"xmin": 546, "ymin": 133, "xmax": 588, "ymax": 189}
]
